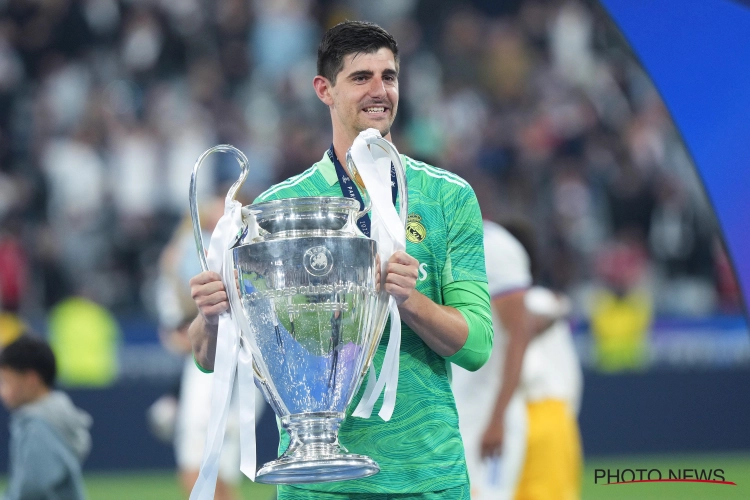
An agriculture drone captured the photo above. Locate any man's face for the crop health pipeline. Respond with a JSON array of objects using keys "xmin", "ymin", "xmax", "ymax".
[
  {"xmin": 328, "ymin": 48, "xmax": 399, "ymax": 139},
  {"xmin": 0, "ymin": 368, "xmax": 35, "ymax": 410}
]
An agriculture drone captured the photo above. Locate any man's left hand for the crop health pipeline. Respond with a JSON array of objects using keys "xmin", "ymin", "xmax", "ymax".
[
  {"xmin": 385, "ymin": 250, "xmax": 419, "ymax": 305},
  {"xmin": 480, "ymin": 419, "xmax": 504, "ymax": 458}
]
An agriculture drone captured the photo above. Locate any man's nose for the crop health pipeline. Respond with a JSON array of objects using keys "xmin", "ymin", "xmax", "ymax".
[{"xmin": 367, "ymin": 77, "xmax": 387, "ymax": 97}]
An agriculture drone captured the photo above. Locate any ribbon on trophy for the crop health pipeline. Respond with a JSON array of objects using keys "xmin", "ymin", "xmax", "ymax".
[
  {"xmin": 350, "ymin": 129, "xmax": 406, "ymax": 421},
  {"xmin": 190, "ymin": 199, "xmax": 260, "ymax": 500}
]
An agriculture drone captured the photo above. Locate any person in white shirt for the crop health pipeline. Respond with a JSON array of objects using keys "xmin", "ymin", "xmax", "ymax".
[{"xmin": 452, "ymin": 220, "xmax": 583, "ymax": 500}]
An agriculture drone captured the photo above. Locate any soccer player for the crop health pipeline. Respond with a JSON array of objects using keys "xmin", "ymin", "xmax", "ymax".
[
  {"xmin": 154, "ymin": 213, "xmax": 244, "ymax": 500},
  {"xmin": 187, "ymin": 21, "xmax": 494, "ymax": 500},
  {"xmin": 452, "ymin": 221, "xmax": 582, "ymax": 500},
  {"xmin": 515, "ymin": 285, "xmax": 583, "ymax": 500},
  {"xmin": 452, "ymin": 221, "xmax": 535, "ymax": 500}
]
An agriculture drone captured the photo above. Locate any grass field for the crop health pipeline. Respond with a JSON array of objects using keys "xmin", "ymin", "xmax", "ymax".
[{"xmin": 4, "ymin": 453, "xmax": 749, "ymax": 499}]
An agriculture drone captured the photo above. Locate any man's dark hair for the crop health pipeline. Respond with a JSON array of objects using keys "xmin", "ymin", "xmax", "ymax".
[
  {"xmin": 317, "ymin": 20, "xmax": 399, "ymax": 84},
  {"xmin": 0, "ymin": 335, "xmax": 57, "ymax": 387}
]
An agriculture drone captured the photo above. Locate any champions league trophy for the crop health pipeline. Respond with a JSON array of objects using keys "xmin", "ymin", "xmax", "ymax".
[{"xmin": 189, "ymin": 139, "xmax": 407, "ymax": 485}]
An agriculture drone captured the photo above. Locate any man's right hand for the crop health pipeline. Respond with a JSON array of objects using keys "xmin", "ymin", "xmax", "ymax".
[{"xmin": 189, "ymin": 271, "xmax": 228, "ymax": 325}]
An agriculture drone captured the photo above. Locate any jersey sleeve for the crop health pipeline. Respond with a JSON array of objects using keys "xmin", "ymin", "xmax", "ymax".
[
  {"xmin": 444, "ymin": 280, "xmax": 493, "ymax": 371},
  {"xmin": 482, "ymin": 221, "xmax": 532, "ymax": 297},
  {"xmin": 440, "ymin": 182, "xmax": 493, "ymax": 371},
  {"xmin": 441, "ymin": 183, "xmax": 488, "ymax": 285}
]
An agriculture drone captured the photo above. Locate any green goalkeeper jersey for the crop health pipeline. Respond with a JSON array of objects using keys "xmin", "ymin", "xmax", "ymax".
[{"xmin": 255, "ymin": 151, "xmax": 490, "ymax": 494}]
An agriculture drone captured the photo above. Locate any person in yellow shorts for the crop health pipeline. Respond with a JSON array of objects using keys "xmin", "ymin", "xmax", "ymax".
[
  {"xmin": 453, "ymin": 222, "xmax": 583, "ymax": 500},
  {"xmin": 515, "ymin": 286, "xmax": 583, "ymax": 500}
]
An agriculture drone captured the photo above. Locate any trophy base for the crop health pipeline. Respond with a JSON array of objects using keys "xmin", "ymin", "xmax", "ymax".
[
  {"xmin": 255, "ymin": 453, "xmax": 379, "ymax": 484},
  {"xmin": 255, "ymin": 412, "xmax": 379, "ymax": 484}
]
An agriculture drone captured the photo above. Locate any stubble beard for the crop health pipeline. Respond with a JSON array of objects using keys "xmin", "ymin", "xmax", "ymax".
[{"xmin": 354, "ymin": 114, "xmax": 394, "ymax": 139}]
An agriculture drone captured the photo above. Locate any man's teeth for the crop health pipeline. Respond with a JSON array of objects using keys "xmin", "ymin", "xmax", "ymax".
[{"xmin": 365, "ymin": 107, "xmax": 385, "ymax": 113}]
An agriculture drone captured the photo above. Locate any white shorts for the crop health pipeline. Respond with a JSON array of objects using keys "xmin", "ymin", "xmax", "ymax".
[
  {"xmin": 460, "ymin": 393, "xmax": 527, "ymax": 500},
  {"xmin": 174, "ymin": 358, "xmax": 265, "ymax": 484}
]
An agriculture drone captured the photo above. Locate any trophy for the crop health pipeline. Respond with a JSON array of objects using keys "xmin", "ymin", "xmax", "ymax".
[{"xmin": 189, "ymin": 141, "xmax": 407, "ymax": 484}]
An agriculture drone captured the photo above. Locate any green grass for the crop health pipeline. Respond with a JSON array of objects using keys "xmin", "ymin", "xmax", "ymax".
[
  {"xmin": 2, "ymin": 453, "xmax": 749, "ymax": 499},
  {"xmin": 0, "ymin": 472, "xmax": 277, "ymax": 500},
  {"xmin": 84, "ymin": 473, "xmax": 277, "ymax": 500}
]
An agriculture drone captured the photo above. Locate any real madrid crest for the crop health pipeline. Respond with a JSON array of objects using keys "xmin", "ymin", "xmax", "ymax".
[
  {"xmin": 303, "ymin": 246, "xmax": 334, "ymax": 276},
  {"xmin": 406, "ymin": 213, "xmax": 427, "ymax": 244}
]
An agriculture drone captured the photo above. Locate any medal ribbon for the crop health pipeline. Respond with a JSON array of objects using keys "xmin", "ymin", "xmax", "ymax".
[
  {"xmin": 328, "ymin": 144, "xmax": 398, "ymax": 237},
  {"xmin": 346, "ymin": 129, "xmax": 406, "ymax": 421}
]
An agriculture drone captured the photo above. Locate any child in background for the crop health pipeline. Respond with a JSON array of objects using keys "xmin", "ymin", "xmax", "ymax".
[{"xmin": 0, "ymin": 335, "xmax": 92, "ymax": 500}]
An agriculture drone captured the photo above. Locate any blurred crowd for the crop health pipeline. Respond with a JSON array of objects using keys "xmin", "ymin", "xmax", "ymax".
[{"xmin": 0, "ymin": 0, "xmax": 742, "ymax": 327}]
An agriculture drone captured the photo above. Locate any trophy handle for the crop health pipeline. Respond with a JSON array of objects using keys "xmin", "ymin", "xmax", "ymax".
[
  {"xmin": 345, "ymin": 138, "xmax": 408, "ymax": 228},
  {"xmin": 189, "ymin": 144, "xmax": 250, "ymax": 272}
]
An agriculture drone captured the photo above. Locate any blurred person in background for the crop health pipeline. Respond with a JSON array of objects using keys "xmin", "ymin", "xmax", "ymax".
[
  {"xmin": 151, "ymin": 195, "xmax": 250, "ymax": 500},
  {"xmin": 189, "ymin": 20, "xmax": 494, "ymax": 500},
  {"xmin": 0, "ymin": 213, "xmax": 28, "ymax": 348},
  {"xmin": 509, "ymin": 223, "xmax": 583, "ymax": 500},
  {"xmin": 515, "ymin": 285, "xmax": 582, "ymax": 500},
  {"xmin": 47, "ymin": 294, "xmax": 120, "ymax": 387},
  {"xmin": 0, "ymin": 335, "xmax": 92, "ymax": 500},
  {"xmin": 452, "ymin": 220, "xmax": 535, "ymax": 500},
  {"xmin": 453, "ymin": 220, "xmax": 583, "ymax": 500},
  {"xmin": 589, "ymin": 235, "xmax": 652, "ymax": 371}
]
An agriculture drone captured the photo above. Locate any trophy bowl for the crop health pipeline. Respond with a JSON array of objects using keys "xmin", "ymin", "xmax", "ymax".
[
  {"xmin": 233, "ymin": 198, "xmax": 388, "ymax": 484},
  {"xmin": 189, "ymin": 142, "xmax": 407, "ymax": 484}
]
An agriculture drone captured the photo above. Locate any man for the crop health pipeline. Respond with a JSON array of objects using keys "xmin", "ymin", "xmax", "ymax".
[
  {"xmin": 452, "ymin": 221, "xmax": 582, "ymax": 500},
  {"xmin": 452, "ymin": 221, "xmax": 535, "ymax": 500},
  {"xmin": 188, "ymin": 21, "xmax": 493, "ymax": 500},
  {"xmin": 154, "ymin": 209, "xmax": 244, "ymax": 500},
  {"xmin": 515, "ymin": 285, "xmax": 583, "ymax": 500}
]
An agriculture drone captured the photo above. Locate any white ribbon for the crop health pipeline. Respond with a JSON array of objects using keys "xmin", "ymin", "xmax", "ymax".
[
  {"xmin": 351, "ymin": 129, "xmax": 406, "ymax": 421},
  {"xmin": 190, "ymin": 199, "xmax": 260, "ymax": 500}
]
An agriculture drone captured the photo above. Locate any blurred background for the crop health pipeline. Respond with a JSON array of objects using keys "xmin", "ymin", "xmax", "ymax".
[{"xmin": 0, "ymin": 0, "xmax": 748, "ymax": 498}]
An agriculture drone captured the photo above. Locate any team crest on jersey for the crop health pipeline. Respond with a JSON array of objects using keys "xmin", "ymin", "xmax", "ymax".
[{"xmin": 406, "ymin": 214, "xmax": 427, "ymax": 244}]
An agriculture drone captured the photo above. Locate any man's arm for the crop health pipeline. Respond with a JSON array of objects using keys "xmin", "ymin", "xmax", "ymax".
[
  {"xmin": 386, "ymin": 251, "xmax": 469, "ymax": 356},
  {"xmin": 386, "ymin": 251, "xmax": 493, "ymax": 370},
  {"xmin": 480, "ymin": 290, "xmax": 533, "ymax": 457},
  {"xmin": 188, "ymin": 270, "xmax": 228, "ymax": 371},
  {"xmin": 479, "ymin": 288, "xmax": 570, "ymax": 457}
]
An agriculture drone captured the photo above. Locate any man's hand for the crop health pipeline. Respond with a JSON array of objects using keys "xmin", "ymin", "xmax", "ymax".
[
  {"xmin": 384, "ymin": 250, "xmax": 419, "ymax": 305},
  {"xmin": 189, "ymin": 271, "xmax": 228, "ymax": 325},
  {"xmin": 480, "ymin": 418, "xmax": 504, "ymax": 458}
]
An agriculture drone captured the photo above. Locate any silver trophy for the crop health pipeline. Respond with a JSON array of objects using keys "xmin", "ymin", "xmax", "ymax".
[{"xmin": 189, "ymin": 142, "xmax": 407, "ymax": 484}]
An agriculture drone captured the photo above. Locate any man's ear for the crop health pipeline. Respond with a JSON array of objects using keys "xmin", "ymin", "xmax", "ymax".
[{"xmin": 313, "ymin": 75, "xmax": 334, "ymax": 106}]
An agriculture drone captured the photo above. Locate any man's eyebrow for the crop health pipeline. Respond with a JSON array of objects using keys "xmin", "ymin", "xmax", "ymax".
[
  {"xmin": 346, "ymin": 68, "xmax": 399, "ymax": 80},
  {"xmin": 347, "ymin": 70, "xmax": 374, "ymax": 79}
]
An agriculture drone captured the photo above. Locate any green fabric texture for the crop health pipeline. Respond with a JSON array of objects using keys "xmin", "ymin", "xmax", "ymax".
[
  {"xmin": 443, "ymin": 280, "xmax": 493, "ymax": 372},
  {"xmin": 277, "ymin": 483, "xmax": 471, "ymax": 499}
]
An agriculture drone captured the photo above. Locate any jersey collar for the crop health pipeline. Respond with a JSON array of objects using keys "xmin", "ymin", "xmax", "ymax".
[
  {"xmin": 317, "ymin": 148, "xmax": 408, "ymax": 187},
  {"xmin": 317, "ymin": 151, "xmax": 339, "ymax": 186}
]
